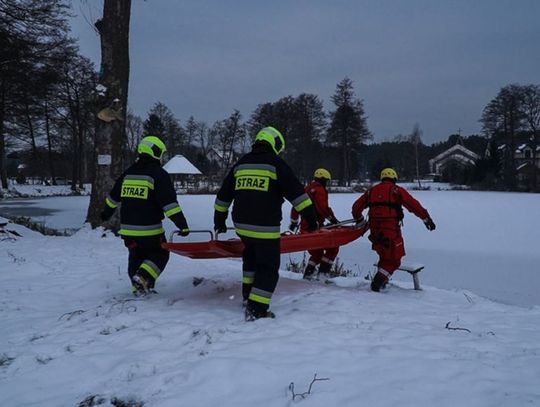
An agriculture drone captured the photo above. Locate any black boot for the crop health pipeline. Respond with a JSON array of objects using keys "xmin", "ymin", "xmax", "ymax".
[
  {"xmin": 303, "ymin": 264, "xmax": 316, "ymax": 280},
  {"xmin": 245, "ymin": 305, "xmax": 276, "ymax": 321},
  {"xmin": 370, "ymin": 271, "xmax": 388, "ymax": 292},
  {"xmin": 318, "ymin": 261, "xmax": 332, "ymax": 278}
]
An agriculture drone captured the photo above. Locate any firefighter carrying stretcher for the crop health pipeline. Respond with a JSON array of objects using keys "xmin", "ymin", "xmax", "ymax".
[
  {"xmin": 214, "ymin": 126, "xmax": 318, "ymax": 321},
  {"xmin": 100, "ymin": 136, "xmax": 190, "ymax": 295},
  {"xmin": 289, "ymin": 168, "xmax": 340, "ymax": 280},
  {"xmin": 351, "ymin": 168, "xmax": 436, "ymax": 292}
]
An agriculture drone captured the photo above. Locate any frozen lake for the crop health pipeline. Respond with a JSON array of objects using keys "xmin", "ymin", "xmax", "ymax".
[{"xmin": 1, "ymin": 190, "xmax": 539, "ymax": 307}]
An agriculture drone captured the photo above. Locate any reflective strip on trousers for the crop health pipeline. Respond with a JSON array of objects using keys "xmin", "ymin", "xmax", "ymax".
[
  {"xmin": 234, "ymin": 223, "xmax": 280, "ymax": 239},
  {"xmin": 248, "ymin": 287, "xmax": 273, "ymax": 305},
  {"xmin": 119, "ymin": 223, "xmax": 164, "ymax": 237},
  {"xmin": 378, "ymin": 268, "xmax": 391, "ymax": 279},
  {"xmin": 140, "ymin": 260, "xmax": 161, "ymax": 280},
  {"xmin": 321, "ymin": 257, "xmax": 333, "ymax": 265},
  {"xmin": 242, "ymin": 271, "xmax": 255, "ymax": 284},
  {"xmin": 163, "ymin": 202, "xmax": 182, "ymax": 217}
]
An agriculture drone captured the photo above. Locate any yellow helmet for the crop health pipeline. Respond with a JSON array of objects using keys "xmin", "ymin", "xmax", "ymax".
[
  {"xmin": 137, "ymin": 136, "xmax": 167, "ymax": 160},
  {"xmin": 380, "ymin": 167, "xmax": 398, "ymax": 181},
  {"xmin": 255, "ymin": 126, "xmax": 285, "ymax": 155},
  {"xmin": 314, "ymin": 168, "xmax": 331, "ymax": 180}
]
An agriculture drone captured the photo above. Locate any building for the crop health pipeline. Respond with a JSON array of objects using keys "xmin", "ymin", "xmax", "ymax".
[
  {"xmin": 163, "ymin": 155, "xmax": 203, "ymax": 192},
  {"xmin": 429, "ymin": 142, "xmax": 480, "ymax": 179},
  {"xmin": 514, "ymin": 141, "xmax": 540, "ymax": 190}
]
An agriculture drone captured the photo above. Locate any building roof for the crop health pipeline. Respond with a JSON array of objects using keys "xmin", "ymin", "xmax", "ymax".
[
  {"xmin": 163, "ymin": 155, "xmax": 202, "ymax": 175},
  {"xmin": 428, "ymin": 144, "xmax": 480, "ymax": 174}
]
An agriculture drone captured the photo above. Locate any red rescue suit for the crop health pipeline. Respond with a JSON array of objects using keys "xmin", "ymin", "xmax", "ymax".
[
  {"xmin": 291, "ymin": 180, "xmax": 339, "ymax": 269},
  {"xmin": 352, "ymin": 180, "xmax": 430, "ymax": 278}
]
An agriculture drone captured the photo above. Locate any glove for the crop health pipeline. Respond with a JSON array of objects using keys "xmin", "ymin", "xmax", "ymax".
[
  {"xmin": 300, "ymin": 206, "xmax": 318, "ymax": 232},
  {"xmin": 214, "ymin": 211, "xmax": 228, "ymax": 234},
  {"xmin": 173, "ymin": 213, "xmax": 190, "ymax": 237},
  {"xmin": 100, "ymin": 206, "xmax": 114, "ymax": 222},
  {"xmin": 289, "ymin": 221, "xmax": 299, "ymax": 232},
  {"xmin": 424, "ymin": 217, "xmax": 436, "ymax": 231},
  {"xmin": 306, "ymin": 217, "xmax": 318, "ymax": 232}
]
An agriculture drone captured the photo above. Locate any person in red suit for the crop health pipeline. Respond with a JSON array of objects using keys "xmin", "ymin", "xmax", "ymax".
[
  {"xmin": 351, "ymin": 168, "xmax": 436, "ymax": 291},
  {"xmin": 290, "ymin": 168, "xmax": 340, "ymax": 280}
]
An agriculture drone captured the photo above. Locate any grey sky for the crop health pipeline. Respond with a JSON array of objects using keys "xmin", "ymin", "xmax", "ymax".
[{"xmin": 71, "ymin": 0, "xmax": 540, "ymax": 144}]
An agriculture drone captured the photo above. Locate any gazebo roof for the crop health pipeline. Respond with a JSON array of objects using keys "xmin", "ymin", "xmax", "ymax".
[{"xmin": 163, "ymin": 155, "xmax": 202, "ymax": 175}]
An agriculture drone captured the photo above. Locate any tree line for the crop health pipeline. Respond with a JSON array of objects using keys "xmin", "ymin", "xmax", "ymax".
[{"xmin": 1, "ymin": 0, "xmax": 539, "ymax": 198}]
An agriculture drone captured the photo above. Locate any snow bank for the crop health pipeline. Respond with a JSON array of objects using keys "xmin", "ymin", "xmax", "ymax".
[{"xmin": 1, "ymin": 182, "xmax": 91, "ymax": 198}]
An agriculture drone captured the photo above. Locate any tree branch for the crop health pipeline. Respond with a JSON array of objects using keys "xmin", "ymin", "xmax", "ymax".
[
  {"xmin": 445, "ymin": 321, "xmax": 471, "ymax": 333},
  {"xmin": 288, "ymin": 373, "xmax": 330, "ymax": 400}
]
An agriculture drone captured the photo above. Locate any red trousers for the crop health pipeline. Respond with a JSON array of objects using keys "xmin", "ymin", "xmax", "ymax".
[
  {"xmin": 369, "ymin": 220, "xmax": 405, "ymax": 274},
  {"xmin": 307, "ymin": 247, "xmax": 339, "ymax": 266}
]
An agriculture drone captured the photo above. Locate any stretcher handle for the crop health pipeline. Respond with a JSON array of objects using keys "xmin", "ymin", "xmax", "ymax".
[
  {"xmin": 215, "ymin": 226, "xmax": 235, "ymax": 240},
  {"xmin": 321, "ymin": 218, "xmax": 359, "ymax": 229},
  {"xmin": 170, "ymin": 229, "xmax": 214, "ymax": 243}
]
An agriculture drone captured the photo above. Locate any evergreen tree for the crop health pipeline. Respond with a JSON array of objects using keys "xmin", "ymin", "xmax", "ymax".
[
  {"xmin": 480, "ymin": 84, "xmax": 525, "ymax": 189},
  {"xmin": 327, "ymin": 78, "xmax": 372, "ymax": 185},
  {"xmin": 249, "ymin": 94, "xmax": 326, "ymax": 182},
  {"xmin": 143, "ymin": 102, "xmax": 185, "ymax": 159}
]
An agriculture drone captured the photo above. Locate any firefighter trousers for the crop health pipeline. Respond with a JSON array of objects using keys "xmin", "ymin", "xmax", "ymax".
[
  {"xmin": 307, "ymin": 247, "xmax": 339, "ymax": 268},
  {"xmin": 240, "ymin": 236, "xmax": 280, "ymax": 313},
  {"xmin": 124, "ymin": 236, "xmax": 170, "ymax": 289}
]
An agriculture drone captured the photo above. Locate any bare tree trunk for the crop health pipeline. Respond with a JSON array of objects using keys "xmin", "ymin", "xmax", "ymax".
[
  {"xmin": 0, "ymin": 79, "xmax": 7, "ymax": 189},
  {"xmin": 24, "ymin": 99, "xmax": 37, "ymax": 155},
  {"xmin": 343, "ymin": 145, "xmax": 349, "ymax": 187},
  {"xmin": 70, "ymin": 115, "xmax": 78, "ymax": 191},
  {"xmin": 532, "ymin": 130, "xmax": 538, "ymax": 192},
  {"xmin": 44, "ymin": 98, "xmax": 56, "ymax": 184},
  {"xmin": 87, "ymin": 0, "xmax": 131, "ymax": 227}
]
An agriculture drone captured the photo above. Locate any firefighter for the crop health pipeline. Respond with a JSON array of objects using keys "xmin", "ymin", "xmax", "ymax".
[
  {"xmin": 289, "ymin": 168, "xmax": 340, "ymax": 280},
  {"xmin": 100, "ymin": 135, "xmax": 190, "ymax": 295},
  {"xmin": 351, "ymin": 168, "xmax": 435, "ymax": 292},
  {"xmin": 213, "ymin": 126, "xmax": 318, "ymax": 320}
]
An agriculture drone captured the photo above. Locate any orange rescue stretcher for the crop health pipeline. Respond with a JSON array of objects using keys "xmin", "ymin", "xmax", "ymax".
[{"xmin": 162, "ymin": 219, "xmax": 368, "ymax": 259}]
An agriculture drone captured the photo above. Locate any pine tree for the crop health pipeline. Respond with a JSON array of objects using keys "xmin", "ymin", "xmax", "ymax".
[{"xmin": 327, "ymin": 78, "xmax": 372, "ymax": 185}]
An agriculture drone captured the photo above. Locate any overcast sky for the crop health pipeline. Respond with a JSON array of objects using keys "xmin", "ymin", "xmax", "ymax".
[{"xmin": 70, "ymin": 0, "xmax": 540, "ymax": 145}]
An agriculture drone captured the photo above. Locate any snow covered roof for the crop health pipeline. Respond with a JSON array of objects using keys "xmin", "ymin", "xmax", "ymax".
[{"xmin": 163, "ymin": 155, "xmax": 202, "ymax": 175}]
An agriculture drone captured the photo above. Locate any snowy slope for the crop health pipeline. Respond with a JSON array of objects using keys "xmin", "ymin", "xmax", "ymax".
[{"xmin": 1, "ymin": 217, "xmax": 539, "ymax": 407}]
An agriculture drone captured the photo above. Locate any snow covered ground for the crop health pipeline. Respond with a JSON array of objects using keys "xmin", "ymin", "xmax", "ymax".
[
  {"xmin": 1, "ymin": 190, "xmax": 539, "ymax": 307},
  {"xmin": 1, "ymin": 181, "xmax": 91, "ymax": 198},
  {"xmin": 1, "ymin": 190, "xmax": 540, "ymax": 406}
]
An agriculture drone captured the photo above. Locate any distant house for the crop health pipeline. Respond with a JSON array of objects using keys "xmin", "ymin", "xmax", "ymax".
[
  {"xmin": 429, "ymin": 142, "xmax": 480, "ymax": 178},
  {"xmin": 514, "ymin": 141, "xmax": 540, "ymax": 190},
  {"xmin": 515, "ymin": 142, "xmax": 540, "ymax": 167},
  {"xmin": 163, "ymin": 155, "xmax": 203, "ymax": 192}
]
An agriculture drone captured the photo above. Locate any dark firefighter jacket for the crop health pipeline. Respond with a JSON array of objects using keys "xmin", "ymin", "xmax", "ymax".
[
  {"xmin": 214, "ymin": 142, "xmax": 317, "ymax": 239},
  {"xmin": 101, "ymin": 156, "xmax": 188, "ymax": 238}
]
